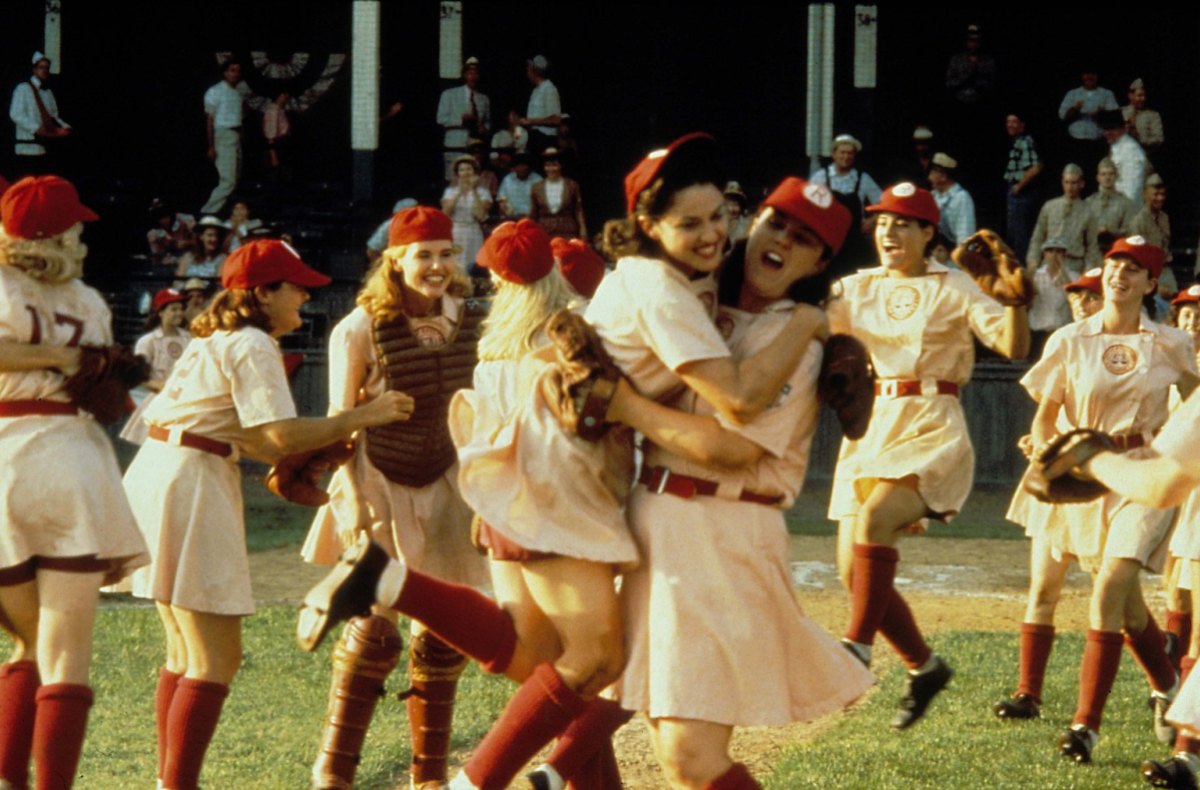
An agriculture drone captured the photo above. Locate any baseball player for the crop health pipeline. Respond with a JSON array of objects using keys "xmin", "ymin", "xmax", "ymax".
[
  {"xmin": 122, "ymin": 240, "xmax": 411, "ymax": 790},
  {"xmin": 827, "ymin": 182, "xmax": 1031, "ymax": 729},
  {"xmin": 298, "ymin": 206, "xmax": 489, "ymax": 790},
  {"xmin": 119, "ymin": 288, "xmax": 191, "ymax": 445},
  {"xmin": 0, "ymin": 175, "xmax": 149, "ymax": 789}
]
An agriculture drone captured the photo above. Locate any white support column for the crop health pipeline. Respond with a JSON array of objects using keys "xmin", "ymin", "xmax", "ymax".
[
  {"xmin": 439, "ymin": 1, "xmax": 463, "ymax": 80},
  {"xmin": 45, "ymin": 0, "xmax": 63, "ymax": 73},
  {"xmin": 806, "ymin": 4, "xmax": 835, "ymax": 172},
  {"xmin": 351, "ymin": 0, "xmax": 381, "ymax": 201}
]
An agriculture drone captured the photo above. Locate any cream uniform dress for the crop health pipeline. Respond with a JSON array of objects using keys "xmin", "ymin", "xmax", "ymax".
[
  {"xmin": 1019, "ymin": 314, "xmax": 1196, "ymax": 572},
  {"xmin": 827, "ymin": 261, "xmax": 1009, "ymax": 521},
  {"xmin": 450, "ymin": 256, "xmax": 727, "ymax": 564},
  {"xmin": 0, "ymin": 265, "xmax": 148, "ymax": 583},
  {"xmin": 125, "ymin": 327, "xmax": 297, "ymax": 615},
  {"xmin": 1165, "ymin": 350, "xmax": 1200, "ymax": 583},
  {"xmin": 615, "ymin": 302, "xmax": 874, "ymax": 724},
  {"xmin": 119, "ymin": 326, "xmax": 191, "ymax": 445},
  {"xmin": 301, "ymin": 301, "xmax": 488, "ymax": 588}
]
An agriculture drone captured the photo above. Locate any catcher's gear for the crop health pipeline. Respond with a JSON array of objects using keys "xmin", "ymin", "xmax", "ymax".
[
  {"xmin": 1023, "ymin": 429, "xmax": 1117, "ymax": 503},
  {"xmin": 64, "ymin": 345, "xmax": 151, "ymax": 425},
  {"xmin": 818, "ymin": 334, "xmax": 875, "ymax": 440},
  {"xmin": 541, "ymin": 309, "xmax": 622, "ymax": 441},
  {"xmin": 266, "ymin": 440, "xmax": 356, "ymax": 507},
  {"xmin": 952, "ymin": 229, "xmax": 1036, "ymax": 308}
]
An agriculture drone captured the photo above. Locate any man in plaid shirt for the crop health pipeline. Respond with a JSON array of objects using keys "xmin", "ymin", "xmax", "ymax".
[{"xmin": 1004, "ymin": 112, "xmax": 1043, "ymax": 261}]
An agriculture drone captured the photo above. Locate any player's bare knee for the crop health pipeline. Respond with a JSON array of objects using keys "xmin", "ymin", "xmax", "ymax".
[{"xmin": 656, "ymin": 734, "xmax": 726, "ymax": 789}]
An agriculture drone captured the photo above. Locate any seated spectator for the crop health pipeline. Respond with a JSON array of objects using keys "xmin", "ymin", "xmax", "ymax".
[
  {"xmin": 366, "ymin": 198, "xmax": 418, "ymax": 263},
  {"xmin": 181, "ymin": 277, "xmax": 211, "ymax": 328},
  {"xmin": 146, "ymin": 199, "xmax": 196, "ymax": 268},
  {"xmin": 929, "ymin": 230, "xmax": 953, "ymax": 267},
  {"xmin": 723, "ymin": 181, "xmax": 751, "ymax": 244},
  {"xmin": 1128, "ymin": 175, "xmax": 1176, "ymax": 307},
  {"xmin": 928, "ymin": 153, "xmax": 975, "ymax": 245},
  {"xmin": 1028, "ymin": 238, "xmax": 1073, "ymax": 355},
  {"xmin": 1085, "ymin": 157, "xmax": 1135, "ymax": 250},
  {"xmin": 907, "ymin": 125, "xmax": 935, "ymax": 187},
  {"xmin": 174, "ymin": 215, "xmax": 227, "ymax": 280},
  {"xmin": 497, "ymin": 153, "xmax": 542, "ymax": 219},
  {"xmin": 1026, "ymin": 164, "xmax": 1099, "ymax": 272},
  {"xmin": 466, "ymin": 138, "xmax": 498, "ymax": 196},
  {"xmin": 554, "ymin": 113, "xmax": 580, "ymax": 174},
  {"xmin": 1122, "ymin": 78, "xmax": 1164, "ymax": 157},
  {"xmin": 529, "ymin": 147, "xmax": 586, "ymax": 240},
  {"xmin": 224, "ymin": 199, "xmax": 262, "ymax": 253}
]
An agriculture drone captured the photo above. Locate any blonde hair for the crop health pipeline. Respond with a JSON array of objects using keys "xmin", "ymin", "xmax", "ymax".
[
  {"xmin": 477, "ymin": 270, "xmax": 570, "ymax": 361},
  {"xmin": 0, "ymin": 222, "xmax": 87, "ymax": 283},
  {"xmin": 357, "ymin": 242, "xmax": 471, "ymax": 322},
  {"xmin": 188, "ymin": 287, "xmax": 274, "ymax": 338}
]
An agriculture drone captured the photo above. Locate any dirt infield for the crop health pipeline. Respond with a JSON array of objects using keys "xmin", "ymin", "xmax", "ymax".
[{"xmin": 251, "ymin": 534, "xmax": 1110, "ymax": 788}]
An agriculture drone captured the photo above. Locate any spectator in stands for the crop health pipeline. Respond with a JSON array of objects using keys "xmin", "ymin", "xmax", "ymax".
[
  {"xmin": 497, "ymin": 153, "xmax": 542, "ymax": 219},
  {"xmin": 223, "ymin": 199, "xmax": 262, "ymax": 253},
  {"xmin": 529, "ymin": 148, "xmax": 585, "ymax": 240},
  {"xmin": 1026, "ymin": 164, "xmax": 1100, "ymax": 272},
  {"xmin": 723, "ymin": 182, "xmax": 751, "ymax": 245},
  {"xmin": 498, "ymin": 109, "xmax": 529, "ymax": 155},
  {"xmin": 1129, "ymin": 174, "xmax": 1177, "ymax": 300},
  {"xmin": 1058, "ymin": 69, "xmax": 1118, "ymax": 174},
  {"xmin": 1122, "ymin": 78, "xmax": 1164, "ymax": 159},
  {"xmin": 907, "ymin": 126, "xmax": 935, "ymax": 188},
  {"xmin": 810, "ymin": 133, "xmax": 882, "ymax": 273},
  {"xmin": 465, "ymin": 138, "xmax": 498, "ymax": 197},
  {"xmin": 1100, "ymin": 109, "xmax": 1148, "ymax": 206},
  {"xmin": 488, "ymin": 130, "xmax": 516, "ymax": 184},
  {"xmin": 174, "ymin": 215, "xmax": 228, "ymax": 280},
  {"xmin": 928, "ymin": 153, "xmax": 975, "ymax": 246},
  {"xmin": 1027, "ymin": 238, "xmax": 1073, "ymax": 355},
  {"xmin": 263, "ymin": 91, "xmax": 291, "ymax": 173},
  {"xmin": 181, "ymin": 277, "xmax": 211, "ymax": 328},
  {"xmin": 554, "ymin": 113, "xmax": 580, "ymax": 174},
  {"xmin": 366, "ymin": 198, "xmax": 418, "ymax": 264},
  {"xmin": 200, "ymin": 60, "xmax": 250, "ymax": 215},
  {"xmin": 519, "ymin": 55, "xmax": 561, "ymax": 155},
  {"xmin": 1085, "ymin": 158, "xmax": 1135, "ymax": 250},
  {"xmin": 945, "ymin": 24, "xmax": 996, "ymax": 105},
  {"xmin": 441, "ymin": 155, "xmax": 492, "ymax": 273},
  {"xmin": 1003, "ymin": 112, "xmax": 1042, "ymax": 261},
  {"xmin": 436, "ymin": 56, "xmax": 490, "ymax": 183},
  {"xmin": 9, "ymin": 52, "xmax": 70, "ymax": 176},
  {"xmin": 146, "ymin": 200, "xmax": 196, "ymax": 269}
]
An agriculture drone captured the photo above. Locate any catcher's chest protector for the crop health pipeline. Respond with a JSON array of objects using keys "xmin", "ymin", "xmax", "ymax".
[{"xmin": 366, "ymin": 300, "xmax": 485, "ymax": 486}]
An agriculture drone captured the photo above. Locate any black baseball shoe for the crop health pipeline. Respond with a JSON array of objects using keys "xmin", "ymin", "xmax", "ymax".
[
  {"xmin": 993, "ymin": 693, "xmax": 1040, "ymax": 720},
  {"xmin": 1142, "ymin": 755, "xmax": 1199, "ymax": 789},
  {"xmin": 1056, "ymin": 724, "xmax": 1098, "ymax": 764},
  {"xmin": 526, "ymin": 769, "xmax": 553, "ymax": 790},
  {"xmin": 891, "ymin": 655, "xmax": 953, "ymax": 730},
  {"xmin": 297, "ymin": 533, "xmax": 391, "ymax": 652}
]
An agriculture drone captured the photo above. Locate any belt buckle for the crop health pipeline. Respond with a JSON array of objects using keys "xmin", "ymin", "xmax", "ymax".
[
  {"xmin": 654, "ymin": 466, "xmax": 671, "ymax": 495},
  {"xmin": 879, "ymin": 380, "xmax": 900, "ymax": 398}
]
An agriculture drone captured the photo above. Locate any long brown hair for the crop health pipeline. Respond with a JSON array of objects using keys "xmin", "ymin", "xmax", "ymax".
[{"xmin": 188, "ymin": 286, "xmax": 277, "ymax": 338}]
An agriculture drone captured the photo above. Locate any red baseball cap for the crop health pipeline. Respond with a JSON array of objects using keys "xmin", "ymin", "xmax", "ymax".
[
  {"xmin": 1064, "ymin": 267, "xmax": 1103, "ymax": 295},
  {"xmin": 1172, "ymin": 284, "xmax": 1200, "ymax": 306},
  {"xmin": 152, "ymin": 288, "xmax": 187, "ymax": 312},
  {"xmin": 478, "ymin": 219, "xmax": 553, "ymax": 284},
  {"xmin": 221, "ymin": 239, "xmax": 331, "ymax": 290},
  {"xmin": 1106, "ymin": 235, "xmax": 1165, "ymax": 279},
  {"xmin": 762, "ymin": 177, "xmax": 853, "ymax": 254},
  {"xmin": 867, "ymin": 181, "xmax": 940, "ymax": 226},
  {"xmin": 624, "ymin": 132, "xmax": 716, "ymax": 214},
  {"xmin": 0, "ymin": 175, "xmax": 98, "ymax": 239},
  {"xmin": 388, "ymin": 206, "xmax": 454, "ymax": 247},
  {"xmin": 551, "ymin": 237, "xmax": 606, "ymax": 298}
]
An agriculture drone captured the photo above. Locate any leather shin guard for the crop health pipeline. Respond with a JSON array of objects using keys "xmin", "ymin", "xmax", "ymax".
[
  {"xmin": 404, "ymin": 631, "xmax": 468, "ymax": 788},
  {"xmin": 311, "ymin": 615, "xmax": 403, "ymax": 790}
]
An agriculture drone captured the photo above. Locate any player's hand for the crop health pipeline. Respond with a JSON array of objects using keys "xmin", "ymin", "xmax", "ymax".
[
  {"xmin": 57, "ymin": 346, "xmax": 83, "ymax": 376},
  {"xmin": 1017, "ymin": 434, "xmax": 1034, "ymax": 458},
  {"xmin": 360, "ymin": 390, "xmax": 414, "ymax": 427}
]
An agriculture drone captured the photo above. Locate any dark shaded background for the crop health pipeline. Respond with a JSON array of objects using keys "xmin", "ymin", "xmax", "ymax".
[{"xmin": 2, "ymin": 1, "xmax": 1195, "ymax": 253}]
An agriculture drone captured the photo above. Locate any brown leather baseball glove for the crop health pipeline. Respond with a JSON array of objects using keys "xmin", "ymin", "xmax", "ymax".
[
  {"xmin": 952, "ymin": 229, "xmax": 1036, "ymax": 308},
  {"xmin": 1023, "ymin": 429, "xmax": 1117, "ymax": 504},
  {"xmin": 266, "ymin": 440, "xmax": 357, "ymax": 507},
  {"xmin": 818, "ymin": 334, "xmax": 874, "ymax": 440},
  {"xmin": 540, "ymin": 309, "xmax": 622, "ymax": 441},
  {"xmin": 64, "ymin": 345, "xmax": 152, "ymax": 425}
]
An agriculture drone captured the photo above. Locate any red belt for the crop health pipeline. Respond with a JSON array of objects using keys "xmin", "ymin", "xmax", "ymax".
[
  {"xmin": 0, "ymin": 400, "xmax": 78, "ymax": 417},
  {"xmin": 874, "ymin": 379, "xmax": 960, "ymax": 398},
  {"xmin": 638, "ymin": 465, "xmax": 783, "ymax": 507},
  {"xmin": 148, "ymin": 425, "xmax": 233, "ymax": 458},
  {"xmin": 1110, "ymin": 433, "xmax": 1146, "ymax": 451}
]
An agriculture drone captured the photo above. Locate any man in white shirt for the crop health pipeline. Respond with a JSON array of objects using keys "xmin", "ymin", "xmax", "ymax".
[
  {"xmin": 201, "ymin": 61, "xmax": 250, "ymax": 214},
  {"xmin": 1057, "ymin": 70, "xmax": 1118, "ymax": 174},
  {"xmin": 520, "ymin": 55, "xmax": 561, "ymax": 156},
  {"xmin": 928, "ymin": 153, "xmax": 976, "ymax": 246},
  {"xmin": 810, "ymin": 134, "xmax": 882, "ymax": 274},
  {"xmin": 1100, "ymin": 109, "xmax": 1148, "ymax": 207},
  {"xmin": 436, "ymin": 57, "xmax": 490, "ymax": 183},
  {"xmin": 9, "ymin": 52, "xmax": 70, "ymax": 176},
  {"xmin": 496, "ymin": 154, "xmax": 542, "ymax": 219}
]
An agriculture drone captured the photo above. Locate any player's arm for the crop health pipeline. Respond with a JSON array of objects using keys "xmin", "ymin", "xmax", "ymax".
[
  {"xmin": 237, "ymin": 390, "xmax": 413, "ymax": 464},
  {"xmin": 1085, "ymin": 451, "xmax": 1200, "ymax": 509},
  {"xmin": 1030, "ymin": 392, "xmax": 1062, "ymax": 448},
  {"xmin": 0, "ymin": 341, "xmax": 81, "ymax": 374}
]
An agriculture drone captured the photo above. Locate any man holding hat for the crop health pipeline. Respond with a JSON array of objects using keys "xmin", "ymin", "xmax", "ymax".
[
  {"xmin": 1122, "ymin": 78, "xmax": 1164, "ymax": 154},
  {"xmin": 928, "ymin": 153, "xmax": 975, "ymax": 246},
  {"xmin": 8, "ymin": 53, "xmax": 71, "ymax": 176},
  {"xmin": 519, "ymin": 55, "xmax": 561, "ymax": 156},
  {"xmin": 437, "ymin": 57, "xmax": 491, "ymax": 183}
]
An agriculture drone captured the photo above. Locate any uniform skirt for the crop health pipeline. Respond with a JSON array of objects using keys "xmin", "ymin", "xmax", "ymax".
[
  {"xmin": 613, "ymin": 488, "xmax": 874, "ymax": 725},
  {"xmin": 125, "ymin": 440, "xmax": 254, "ymax": 615},
  {"xmin": 1050, "ymin": 492, "xmax": 1175, "ymax": 574},
  {"xmin": 301, "ymin": 441, "xmax": 489, "ymax": 588},
  {"xmin": 0, "ymin": 413, "xmax": 148, "ymax": 586},
  {"xmin": 1168, "ymin": 490, "xmax": 1200, "ymax": 562}
]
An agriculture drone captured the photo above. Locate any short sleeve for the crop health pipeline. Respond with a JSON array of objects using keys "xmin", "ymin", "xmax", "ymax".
[
  {"xmin": 960, "ymin": 275, "xmax": 1009, "ymax": 352},
  {"xmin": 203, "ymin": 86, "xmax": 217, "ymax": 115},
  {"xmin": 636, "ymin": 279, "xmax": 729, "ymax": 371},
  {"xmin": 715, "ymin": 340, "xmax": 822, "ymax": 457},
  {"xmin": 226, "ymin": 332, "xmax": 297, "ymax": 427},
  {"xmin": 1021, "ymin": 328, "xmax": 1067, "ymax": 403},
  {"xmin": 326, "ymin": 310, "xmax": 372, "ymax": 414},
  {"xmin": 134, "ymin": 332, "xmax": 155, "ymax": 362}
]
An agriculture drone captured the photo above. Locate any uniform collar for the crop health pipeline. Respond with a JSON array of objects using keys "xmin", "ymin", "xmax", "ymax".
[
  {"xmin": 1077, "ymin": 310, "xmax": 1158, "ymax": 337},
  {"xmin": 861, "ymin": 260, "xmax": 950, "ymax": 278}
]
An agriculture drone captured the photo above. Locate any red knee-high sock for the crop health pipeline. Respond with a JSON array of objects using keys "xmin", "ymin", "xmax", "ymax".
[
  {"xmin": 1126, "ymin": 612, "xmax": 1178, "ymax": 693},
  {"xmin": 32, "ymin": 683, "xmax": 93, "ymax": 790},
  {"xmin": 394, "ymin": 569, "xmax": 517, "ymax": 674},
  {"xmin": 154, "ymin": 668, "xmax": 181, "ymax": 781},
  {"xmin": 1175, "ymin": 656, "xmax": 1200, "ymax": 754},
  {"xmin": 703, "ymin": 763, "xmax": 761, "ymax": 790},
  {"xmin": 1074, "ymin": 629, "xmax": 1125, "ymax": 732},
  {"xmin": 570, "ymin": 739, "xmax": 622, "ymax": 790},
  {"xmin": 163, "ymin": 678, "xmax": 229, "ymax": 790},
  {"xmin": 1167, "ymin": 609, "xmax": 1191, "ymax": 670},
  {"xmin": 462, "ymin": 663, "xmax": 588, "ymax": 789},
  {"xmin": 878, "ymin": 588, "xmax": 932, "ymax": 670},
  {"xmin": 547, "ymin": 697, "xmax": 632, "ymax": 785},
  {"xmin": 0, "ymin": 661, "xmax": 40, "ymax": 788},
  {"xmin": 844, "ymin": 544, "xmax": 899, "ymax": 646},
  {"xmin": 1015, "ymin": 623, "xmax": 1055, "ymax": 702}
]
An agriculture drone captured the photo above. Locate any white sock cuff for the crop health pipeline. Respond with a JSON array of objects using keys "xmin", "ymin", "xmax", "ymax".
[{"xmin": 375, "ymin": 559, "xmax": 408, "ymax": 607}]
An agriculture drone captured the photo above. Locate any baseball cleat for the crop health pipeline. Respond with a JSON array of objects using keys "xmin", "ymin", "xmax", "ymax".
[
  {"xmin": 993, "ymin": 693, "xmax": 1040, "ymax": 720},
  {"xmin": 1153, "ymin": 685, "xmax": 1180, "ymax": 745},
  {"xmin": 297, "ymin": 533, "xmax": 390, "ymax": 652},
  {"xmin": 525, "ymin": 769, "xmax": 553, "ymax": 790},
  {"xmin": 1141, "ymin": 755, "xmax": 1199, "ymax": 789},
  {"xmin": 891, "ymin": 655, "xmax": 953, "ymax": 730},
  {"xmin": 841, "ymin": 639, "xmax": 870, "ymax": 669},
  {"xmin": 1056, "ymin": 724, "xmax": 1097, "ymax": 764}
]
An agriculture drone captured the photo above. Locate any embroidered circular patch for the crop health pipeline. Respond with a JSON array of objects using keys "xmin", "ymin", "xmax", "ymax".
[
  {"xmin": 167, "ymin": 341, "xmax": 183, "ymax": 359},
  {"xmin": 804, "ymin": 183, "xmax": 833, "ymax": 208},
  {"xmin": 885, "ymin": 285, "xmax": 921, "ymax": 320},
  {"xmin": 415, "ymin": 325, "xmax": 447, "ymax": 347},
  {"xmin": 1102, "ymin": 344, "xmax": 1138, "ymax": 375}
]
